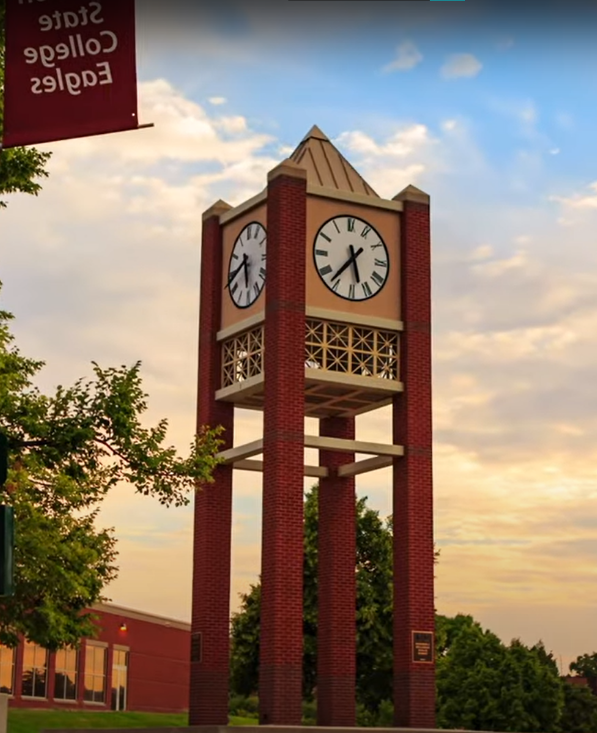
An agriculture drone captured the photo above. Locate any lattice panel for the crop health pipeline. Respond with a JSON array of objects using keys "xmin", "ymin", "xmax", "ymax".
[
  {"xmin": 221, "ymin": 319, "xmax": 399, "ymax": 390},
  {"xmin": 221, "ymin": 325, "xmax": 264, "ymax": 388},
  {"xmin": 305, "ymin": 319, "xmax": 399, "ymax": 380}
]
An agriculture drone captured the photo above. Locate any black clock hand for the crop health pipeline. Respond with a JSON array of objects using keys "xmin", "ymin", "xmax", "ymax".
[
  {"xmin": 225, "ymin": 254, "xmax": 248, "ymax": 289},
  {"xmin": 243, "ymin": 255, "xmax": 249, "ymax": 288},
  {"xmin": 332, "ymin": 246, "xmax": 364, "ymax": 282},
  {"xmin": 349, "ymin": 244, "xmax": 361, "ymax": 284}
]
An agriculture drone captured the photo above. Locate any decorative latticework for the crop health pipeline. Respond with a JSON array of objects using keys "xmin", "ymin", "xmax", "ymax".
[
  {"xmin": 305, "ymin": 319, "xmax": 399, "ymax": 380},
  {"xmin": 221, "ymin": 325, "xmax": 264, "ymax": 388},
  {"xmin": 220, "ymin": 319, "xmax": 400, "ymax": 401}
]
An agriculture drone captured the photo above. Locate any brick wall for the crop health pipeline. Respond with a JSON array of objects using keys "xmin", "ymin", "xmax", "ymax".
[
  {"xmin": 259, "ymin": 163, "xmax": 307, "ymax": 726},
  {"xmin": 392, "ymin": 197, "xmax": 436, "ymax": 727},
  {"xmin": 190, "ymin": 203, "xmax": 235, "ymax": 725}
]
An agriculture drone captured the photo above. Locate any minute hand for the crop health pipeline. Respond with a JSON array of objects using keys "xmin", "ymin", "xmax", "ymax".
[{"xmin": 332, "ymin": 246, "xmax": 364, "ymax": 281}]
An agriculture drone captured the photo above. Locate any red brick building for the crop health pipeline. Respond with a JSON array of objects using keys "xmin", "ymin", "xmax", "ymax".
[{"xmin": 3, "ymin": 603, "xmax": 190, "ymax": 713}]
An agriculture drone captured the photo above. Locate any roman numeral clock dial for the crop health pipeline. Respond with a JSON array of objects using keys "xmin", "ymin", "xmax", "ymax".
[
  {"xmin": 226, "ymin": 222, "xmax": 267, "ymax": 308},
  {"xmin": 313, "ymin": 216, "xmax": 389, "ymax": 301}
]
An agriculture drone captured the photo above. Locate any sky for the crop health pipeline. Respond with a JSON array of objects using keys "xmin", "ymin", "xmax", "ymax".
[{"xmin": 3, "ymin": 0, "xmax": 597, "ymax": 673}]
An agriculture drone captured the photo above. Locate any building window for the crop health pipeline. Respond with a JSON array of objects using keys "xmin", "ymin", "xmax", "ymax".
[
  {"xmin": 111, "ymin": 649, "xmax": 128, "ymax": 711},
  {"xmin": 54, "ymin": 647, "xmax": 78, "ymax": 701},
  {"xmin": 0, "ymin": 646, "xmax": 14, "ymax": 695},
  {"xmin": 22, "ymin": 641, "xmax": 48, "ymax": 698},
  {"xmin": 83, "ymin": 645, "xmax": 106, "ymax": 704}
]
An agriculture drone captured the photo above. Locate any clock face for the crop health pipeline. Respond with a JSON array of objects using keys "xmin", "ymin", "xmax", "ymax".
[
  {"xmin": 226, "ymin": 221, "xmax": 267, "ymax": 309},
  {"xmin": 313, "ymin": 215, "xmax": 390, "ymax": 301}
]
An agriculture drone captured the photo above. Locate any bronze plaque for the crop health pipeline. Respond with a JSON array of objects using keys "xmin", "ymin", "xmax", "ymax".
[
  {"xmin": 412, "ymin": 631, "xmax": 434, "ymax": 663},
  {"xmin": 191, "ymin": 632, "xmax": 203, "ymax": 663}
]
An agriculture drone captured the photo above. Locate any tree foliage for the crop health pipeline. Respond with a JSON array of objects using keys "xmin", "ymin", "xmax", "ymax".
[
  {"xmin": 230, "ymin": 485, "xmax": 431, "ymax": 711},
  {"xmin": 436, "ymin": 614, "xmax": 565, "ymax": 732},
  {"xmin": 0, "ymin": 290, "xmax": 222, "ymax": 649},
  {"xmin": 0, "ymin": 0, "xmax": 52, "ymax": 207},
  {"xmin": 570, "ymin": 653, "xmax": 597, "ymax": 680},
  {"xmin": 560, "ymin": 682, "xmax": 597, "ymax": 733}
]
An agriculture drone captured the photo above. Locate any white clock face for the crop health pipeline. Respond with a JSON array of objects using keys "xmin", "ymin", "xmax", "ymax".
[
  {"xmin": 313, "ymin": 215, "xmax": 389, "ymax": 301},
  {"xmin": 226, "ymin": 222, "xmax": 267, "ymax": 309}
]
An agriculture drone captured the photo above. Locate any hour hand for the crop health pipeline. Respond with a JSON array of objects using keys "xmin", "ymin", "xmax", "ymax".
[
  {"xmin": 349, "ymin": 244, "xmax": 361, "ymax": 284},
  {"xmin": 225, "ymin": 254, "xmax": 247, "ymax": 289}
]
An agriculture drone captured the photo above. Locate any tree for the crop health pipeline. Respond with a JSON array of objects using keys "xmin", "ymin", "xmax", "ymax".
[
  {"xmin": 0, "ymin": 290, "xmax": 223, "ymax": 649},
  {"xmin": 570, "ymin": 653, "xmax": 597, "ymax": 681},
  {"xmin": 560, "ymin": 682, "xmax": 597, "ymax": 733},
  {"xmin": 0, "ymin": 0, "xmax": 52, "ymax": 207},
  {"xmin": 436, "ymin": 615, "xmax": 564, "ymax": 732},
  {"xmin": 230, "ymin": 485, "xmax": 432, "ymax": 711}
]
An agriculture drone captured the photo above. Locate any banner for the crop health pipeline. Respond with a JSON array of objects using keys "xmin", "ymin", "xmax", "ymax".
[{"xmin": 2, "ymin": 0, "xmax": 138, "ymax": 148}]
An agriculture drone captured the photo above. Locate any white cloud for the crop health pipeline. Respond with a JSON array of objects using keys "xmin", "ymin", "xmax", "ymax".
[
  {"xmin": 37, "ymin": 79, "xmax": 273, "ymax": 168},
  {"xmin": 382, "ymin": 40, "xmax": 423, "ymax": 72},
  {"xmin": 441, "ymin": 53, "xmax": 482, "ymax": 79},
  {"xmin": 442, "ymin": 119, "xmax": 458, "ymax": 132},
  {"xmin": 551, "ymin": 181, "xmax": 597, "ymax": 210},
  {"xmin": 208, "ymin": 96, "xmax": 227, "ymax": 105},
  {"xmin": 469, "ymin": 244, "xmax": 494, "ymax": 261}
]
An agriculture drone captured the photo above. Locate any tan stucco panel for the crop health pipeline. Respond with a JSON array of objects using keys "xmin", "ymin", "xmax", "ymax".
[
  {"xmin": 305, "ymin": 195, "xmax": 401, "ymax": 321},
  {"xmin": 220, "ymin": 203, "xmax": 267, "ymax": 331}
]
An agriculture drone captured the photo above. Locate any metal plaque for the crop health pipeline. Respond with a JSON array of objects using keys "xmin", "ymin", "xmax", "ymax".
[{"xmin": 412, "ymin": 631, "xmax": 434, "ymax": 663}]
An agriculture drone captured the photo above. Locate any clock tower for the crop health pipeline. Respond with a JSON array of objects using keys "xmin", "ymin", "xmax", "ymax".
[{"xmin": 191, "ymin": 125, "xmax": 435, "ymax": 728}]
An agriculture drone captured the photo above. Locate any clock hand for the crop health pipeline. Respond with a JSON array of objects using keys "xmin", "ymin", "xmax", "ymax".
[
  {"xmin": 225, "ymin": 254, "xmax": 248, "ymax": 289},
  {"xmin": 349, "ymin": 244, "xmax": 361, "ymax": 284},
  {"xmin": 331, "ymin": 246, "xmax": 364, "ymax": 282},
  {"xmin": 243, "ymin": 255, "xmax": 249, "ymax": 289}
]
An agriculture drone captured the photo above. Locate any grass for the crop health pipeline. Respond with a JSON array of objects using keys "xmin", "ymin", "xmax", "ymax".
[{"xmin": 7, "ymin": 710, "xmax": 259, "ymax": 733}]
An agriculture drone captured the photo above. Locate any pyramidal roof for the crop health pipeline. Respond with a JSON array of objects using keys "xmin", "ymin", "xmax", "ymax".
[{"xmin": 289, "ymin": 125, "xmax": 379, "ymax": 198}]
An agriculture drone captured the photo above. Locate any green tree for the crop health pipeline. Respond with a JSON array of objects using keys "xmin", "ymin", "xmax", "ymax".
[
  {"xmin": 560, "ymin": 682, "xmax": 597, "ymax": 733},
  {"xmin": 230, "ymin": 485, "xmax": 421, "ymax": 711},
  {"xmin": 0, "ymin": 0, "xmax": 52, "ymax": 207},
  {"xmin": 0, "ymin": 290, "xmax": 222, "ymax": 649},
  {"xmin": 436, "ymin": 616, "xmax": 564, "ymax": 732},
  {"xmin": 570, "ymin": 653, "xmax": 597, "ymax": 680}
]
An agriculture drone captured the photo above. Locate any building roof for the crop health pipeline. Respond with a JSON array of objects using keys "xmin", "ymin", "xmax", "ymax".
[
  {"xmin": 92, "ymin": 602, "xmax": 190, "ymax": 632},
  {"xmin": 289, "ymin": 125, "xmax": 379, "ymax": 198}
]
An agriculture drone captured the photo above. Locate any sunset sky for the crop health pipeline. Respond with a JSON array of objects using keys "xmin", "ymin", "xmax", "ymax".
[{"xmin": 3, "ymin": 0, "xmax": 597, "ymax": 674}]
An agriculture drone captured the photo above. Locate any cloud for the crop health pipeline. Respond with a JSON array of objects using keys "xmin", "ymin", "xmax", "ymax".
[
  {"xmin": 208, "ymin": 96, "xmax": 227, "ymax": 105},
  {"xmin": 4, "ymin": 78, "xmax": 597, "ymax": 669},
  {"xmin": 441, "ymin": 53, "xmax": 482, "ymax": 79},
  {"xmin": 551, "ymin": 181, "xmax": 597, "ymax": 210},
  {"xmin": 382, "ymin": 40, "xmax": 423, "ymax": 72}
]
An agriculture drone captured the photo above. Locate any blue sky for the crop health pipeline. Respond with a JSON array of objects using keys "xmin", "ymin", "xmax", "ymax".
[{"xmin": 3, "ymin": 0, "xmax": 597, "ymax": 672}]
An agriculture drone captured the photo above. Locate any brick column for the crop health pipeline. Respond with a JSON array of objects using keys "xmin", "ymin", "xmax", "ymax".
[
  {"xmin": 190, "ymin": 200, "xmax": 235, "ymax": 726},
  {"xmin": 259, "ymin": 160, "xmax": 307, "ymax": 726},
  {"xmin": 391, "ymin": 186, "xmax": 435, "ymax": 728},
  {"xmin": 317, "ymin": 416, "xmax": 356, "ymax": 726}
]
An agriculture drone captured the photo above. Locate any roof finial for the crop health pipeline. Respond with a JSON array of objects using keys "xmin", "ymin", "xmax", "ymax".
[{"xmin": 301, "ymin": 125, "xmax": 330, "ymax": 143}]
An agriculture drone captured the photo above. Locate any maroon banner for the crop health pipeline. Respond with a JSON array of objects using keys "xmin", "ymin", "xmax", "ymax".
[{"xmin": 2, "ymin": 0, "xmax": 138, "ymax": 148}]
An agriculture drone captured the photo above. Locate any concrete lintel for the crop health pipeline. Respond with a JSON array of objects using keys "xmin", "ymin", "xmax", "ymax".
[
  {"xmin": 304, "ymin": 435, "xmax": 404, "ymax": 457},
  {"xmin": 217, "ymin": 439, "xmax": 263, "ymax": 464},
  {"xmin": 234, "ymin": 459, "xmax": 328, "ymax": 478},
  {"xmin": 337, "ymin": 455, "xmax": 394, "ymax": 477}
]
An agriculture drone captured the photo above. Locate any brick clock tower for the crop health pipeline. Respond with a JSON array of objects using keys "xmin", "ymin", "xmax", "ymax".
[{"xmin": 190, "ymin": 126, "xmax": 435, "ymax": 729}]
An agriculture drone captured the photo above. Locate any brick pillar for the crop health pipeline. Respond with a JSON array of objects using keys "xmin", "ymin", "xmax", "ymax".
[
  {"xmin": 259, "ymin": 160, "xmax": 307, "ymax": 726},
  {"xmin": 190, "ymin": 200, "xmax": 235, "ymax": 726},
  {"xmin": 391, "ymin": 187, "xmax": 435, "ymax": 727},
  {"xmin": 317, "ymin": 417, "xmax": 356, "ymax": 727}
]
